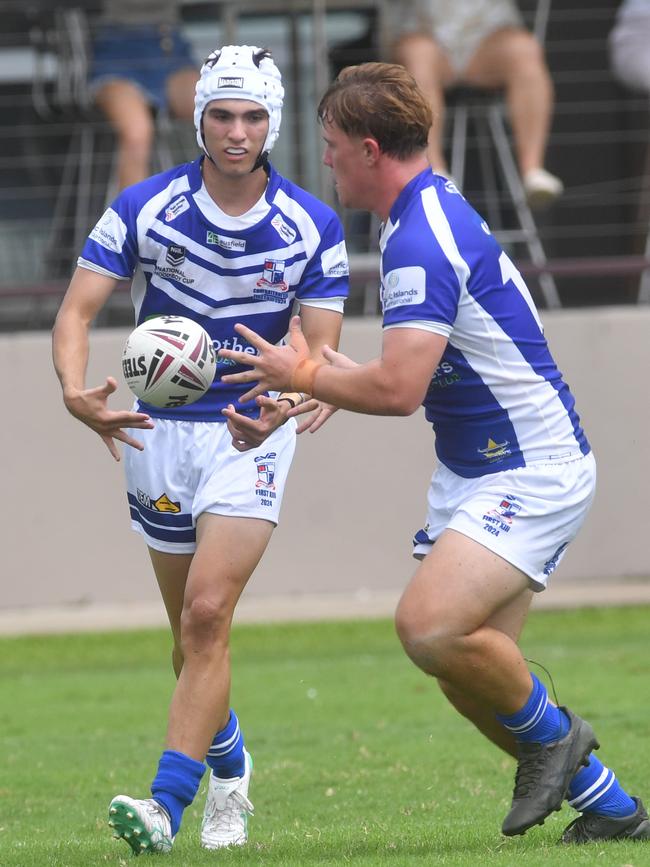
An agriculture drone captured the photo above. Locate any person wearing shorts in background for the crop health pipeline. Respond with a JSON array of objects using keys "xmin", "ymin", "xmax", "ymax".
[
  {"xmin": 52, "ymin": 45, "xmax": 348, "ymax": 855},
  {"xmin": 391, "ymin": 0, "xmax": 564, "ymax": 208},
  {"xmin": 88, "ymin": 0, "xmax": 199, "ymax": 190},
  {"xmin": 217, "ymin": 62, "xmax": 650, "ymax": 845}
]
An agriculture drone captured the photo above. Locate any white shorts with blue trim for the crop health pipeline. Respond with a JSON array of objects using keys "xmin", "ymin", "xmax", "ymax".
[
  {"xmin": 412, "ymin": 452, "xmax": 597, "ymax": 590},
  {"xmin": 124, "ymin": 417, "xmax": 297, "ymax": 554}
]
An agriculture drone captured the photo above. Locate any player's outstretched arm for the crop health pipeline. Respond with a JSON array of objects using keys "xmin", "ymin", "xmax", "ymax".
[{"xmin": 52, "ymin": 267, "xmax": 154, "ymax": 461}]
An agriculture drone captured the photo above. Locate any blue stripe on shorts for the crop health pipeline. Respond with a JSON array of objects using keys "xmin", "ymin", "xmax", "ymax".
[{"xmin": 128, "ymin": 493, "xmax": 196, "ymax": 543}]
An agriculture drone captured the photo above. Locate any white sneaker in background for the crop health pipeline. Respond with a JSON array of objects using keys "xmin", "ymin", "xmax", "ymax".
[
  {"xmin": 200, "ymin": 749, "xmax": 254, "ymax": 849},
  {"xmin": 523, "ymin": 168, "xmax": 564, "ymax": 209},
  {"xmin": 108, "ymin": 795, "xmax": 173, "ymax": 855}
]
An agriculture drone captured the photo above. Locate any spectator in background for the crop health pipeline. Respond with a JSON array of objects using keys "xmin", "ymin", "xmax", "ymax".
[
  {"xmin": 609, "ymin": 0, "xmax": 650, "ymax": 300},
  {"xmin": 609, "ymin": 0, "xmax": 650, "ymax": 95},
  {"xmin": 89, "ymin": 0, "xmax": 199, "ymax": 190},
  {"xmin": 392, "ymin": 0, "xmax": 563, "ymax": 209}
]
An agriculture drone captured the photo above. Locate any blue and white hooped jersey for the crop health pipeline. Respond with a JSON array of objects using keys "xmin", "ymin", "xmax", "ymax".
[
  {"xmin": 380, "ymin": 169, "xmax": 590, "ymax": 479},
  {"xmin": 79, "ymin": 157, "xmax": 349, "ymax": 420}
]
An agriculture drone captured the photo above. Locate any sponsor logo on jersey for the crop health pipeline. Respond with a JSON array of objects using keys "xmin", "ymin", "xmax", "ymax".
[
  {"xmin": 478, "ymin": 438, "xmax": 512, "ymax": 461},
  {"xmin": 271, "ymin": 214, "xmax": 297, "ymax": 245},
  {"xmin": 206, "ymin": 231, "xmax": 246, "ymax": 251},
  {"xmin": 218, "ymin": 76, "xmax": 244, "ymax": 89},
  {"xmin": 164, "ymin": 196, "xmax": 190, "ymax": 222},
  {"xmin": 166, "ymin": 244, "xmax": 186, "ymax": 266},
  {"xmin": 89, "ymin": 208, "xmax": 127, "ymax": 253},
  {"xmin": 255, "ymin": 452, "xmax": 277, "ymax": 493},
  {"xmin": 321, "ymin": 241, "xmax": 349, "ymax": 278},
  {"xmin": 254, "ymin": 259, "xmax": 289, "ymax": 303},
  {"xmin": 381, "ymin": 266, "xmax": 426, "ymax": 311},
  {"xmin": 213, "ymin": 335, "xmax": 259, "ymax": 368},
  {"xmin": 136, "ymin": 489, "xmax": 181, "ymax": 513},
  {"xmin": 430, "ymin": 361, "xmax": 460, "ymax": 388},
  {"xmin": 543, "ymin": 541, "xmax": 569, "ymax": 576},
  {"xmin": 154, "ymin": 261, "xmax": 194, "ymax": 285},
  {"xmin": 445, "ymin": 180, "xmax": 460, "ymax": 195}
]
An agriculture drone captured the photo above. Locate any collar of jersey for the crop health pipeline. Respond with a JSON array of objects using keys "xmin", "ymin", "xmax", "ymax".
[
  {"xmin": 389, "ymin": 167, "xmax": 434, "ymax": 224},
  {"xmin": 190, "ymin": 158, "xmax": 280, "ymax": 231}
]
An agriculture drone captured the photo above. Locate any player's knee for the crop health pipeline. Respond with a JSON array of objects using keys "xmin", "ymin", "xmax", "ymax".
[
  {"xmin": 180, "ymin": 594, "xmax": 231, "ymax": 650},
  {"xmin": 394, "ymin": 601, "xmax": 459, "ymax": 673}
]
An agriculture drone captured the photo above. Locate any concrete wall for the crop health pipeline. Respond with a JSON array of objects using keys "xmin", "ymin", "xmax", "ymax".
[{"xmin": 3, "ymin": 306, "xmax": 649, "ymax": 611}]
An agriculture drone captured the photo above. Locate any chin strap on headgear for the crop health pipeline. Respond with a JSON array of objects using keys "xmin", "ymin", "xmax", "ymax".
[{"xmin": 194, "ymin": 45, "xmax": 284, "ymax": 171}]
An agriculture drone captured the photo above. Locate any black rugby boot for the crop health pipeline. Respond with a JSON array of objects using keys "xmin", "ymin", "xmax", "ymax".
[{"xmin": 502, "ymin": 707, "xmax": 599, "ymax": 836}]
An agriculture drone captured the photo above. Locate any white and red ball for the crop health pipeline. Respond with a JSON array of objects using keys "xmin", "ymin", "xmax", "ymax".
[{"xmin": 122, "ymin": 315, "xmax": 216, "ymax": 408}]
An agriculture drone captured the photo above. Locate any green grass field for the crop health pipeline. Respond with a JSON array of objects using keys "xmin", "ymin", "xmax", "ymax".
[{"xmin": 1, "ymin": 606, "xmax": 649, "ymax": 866}]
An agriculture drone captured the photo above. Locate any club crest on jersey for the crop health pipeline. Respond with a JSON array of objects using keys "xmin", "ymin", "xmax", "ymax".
[
  {"xmin": 255, "ymin": 453, "xmax": 277, "ymax": 491},
  {"xmin": 164, "ymin": 196, "xmax": 189, "ymax": 222},
  {"xmin": 254, "ymin": 260, "xmax": 289, "ymax": 303},
  {"xmin": 490, "ymin": 497, "xmax": 521, "ymax": 524},
  {"xmin": 137, "ymin": 489, "xmax": 181, "ymax": 513},
  {"xmin": 261, "ymin": 260, "xmax": 286, "ymax": 285},
  {"xmin": 482, "ymin": 494, "xmax": 520, "ymax": 538},
  {"xmin": 166, "ymin": 244, "xmax": 186, "ymax": 266},
  {"xmin": 478, "ymin": 437, "xmax": 511, "ymax": 462}
]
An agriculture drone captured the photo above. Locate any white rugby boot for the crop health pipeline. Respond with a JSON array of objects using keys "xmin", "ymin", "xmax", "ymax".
[
  {"xmin": 200, "ymin": 749, "xmax": 254, "ymax": 849},
  {"xmin": 108, "ymin": 795, "xmax": 173, "ymax": 855}
]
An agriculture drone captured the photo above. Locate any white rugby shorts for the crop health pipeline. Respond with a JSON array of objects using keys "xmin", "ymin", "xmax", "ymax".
[
  {"xmin": 412, "ymin": 452, "xmax": 597, "ymax": 590},
  {"xmin": 123, "ymin": 417, "xmax": 297, "ymax": 553}
]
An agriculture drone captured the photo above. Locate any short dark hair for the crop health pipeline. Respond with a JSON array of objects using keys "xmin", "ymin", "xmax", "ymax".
[{"xmin": 317, "ymin": 62, "xmax": 432, "ymax": 159}]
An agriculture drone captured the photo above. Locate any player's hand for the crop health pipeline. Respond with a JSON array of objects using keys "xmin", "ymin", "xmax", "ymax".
[
  {"xmin": 222, "ymin": 395, "xmax": 293, "ymax": 452},
  {"xmin": 289, "ymin": 400, "xmax": 339, "ymax": 434},
  {"xmin": 219, "ymin": 316, "xmax": 309, "ymax": 402},
  {"xmin": 63, "ymin": 376, "xmax": 154, "ymax": 461},
  {"xmin": 320, "ymin": 344, "xmax": 359, "ymax": 370},
  {"xmin": 285, "ymin": 346, "xmax": 357, "ymax": 433}
]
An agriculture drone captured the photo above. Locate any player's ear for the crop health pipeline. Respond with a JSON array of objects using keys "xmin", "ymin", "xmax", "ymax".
[{"xmin": 362, "ymin": 137, "xmax": 380, "ymax": 165}]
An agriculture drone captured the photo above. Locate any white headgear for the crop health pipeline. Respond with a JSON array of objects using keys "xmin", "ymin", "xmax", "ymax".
[{"xmin": 194, "ymin": 45, "xmax": 284, "ymax": 163}]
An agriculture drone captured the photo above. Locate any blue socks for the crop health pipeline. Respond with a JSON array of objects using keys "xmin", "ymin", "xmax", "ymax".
[
  {"xmin": 149, "ymin": 710, "xmax": 246, "ymax": 837},
  {"xmin": 568, "ymin": 754, "xmax": 636, "ymax": 817},
  {"xmin": 205, "ymin": 708, "xmax": 246, "ymax": 779},
  {"xmin": 151, "ymin": 750, "xmax": 205, "ymax": 837},
  {"xmin": 496, "ymin": 673, "xmax": 570, "ymax": 744},
  {"xmin": 497, "ymin": 673, "xmax": 636, "ymax": 820}
]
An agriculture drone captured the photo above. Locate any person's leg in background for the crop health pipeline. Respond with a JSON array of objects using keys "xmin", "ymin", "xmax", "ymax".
[
  {"xmin": 166, "ymin": 67, "xmax": 200, "ymax": 122},
  {"xmin": 94, "ymin": 79, "xmax": 155, "ymax": 190},
  {"xmin": 393, "ymin": 32, "xmax": 455, "ymax": 175},
  {"xmin": 462, "ymin": 27, "xmax": 563, "ymax": 207}
]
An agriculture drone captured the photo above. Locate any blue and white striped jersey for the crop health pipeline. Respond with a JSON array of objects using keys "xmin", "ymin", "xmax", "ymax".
[
  {"xmin": 380, "ymin": 169, "xmax": 590, "ymax": 478},
  {"xmin": 79, "ymin": 157, "xmax": 349, "ymax": 420}
]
